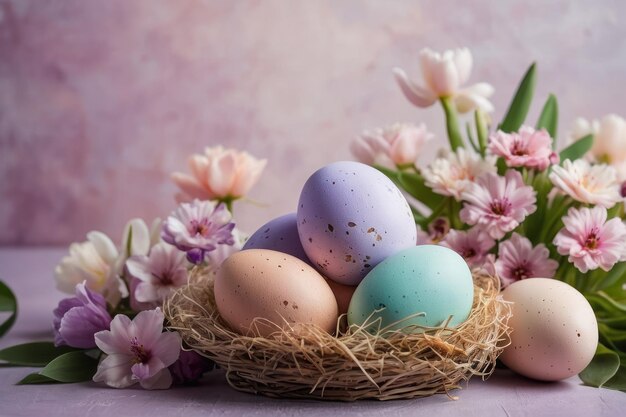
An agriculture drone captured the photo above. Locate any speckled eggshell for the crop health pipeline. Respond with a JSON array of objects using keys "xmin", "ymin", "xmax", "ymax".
[
  {"xmin": 297, "ymin": 161, "xmax": 417, "ymax": 286},
  {"xmin": 214, "ymin": 249, "xmax": 338, "ymax": 337},
  {"xmin": 500, "ymin": 278, "xmax": 598, "ymax": 381},
  {"xmin": 242, "ymin": 213, "xmax": 312, "ymax": 265},
  {"xmin": 347, "ymin": 245, "xmax": 474, "ymax": 331}
]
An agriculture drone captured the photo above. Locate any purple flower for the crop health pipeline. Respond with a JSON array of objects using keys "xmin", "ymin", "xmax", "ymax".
[
  {"xmin": 169, "ymin": 350, "xmax": 214, "ymax": 385},
  {"xmin": 53, "ymin": 282, "xmax": 112, "ymax": 349},
  {"xmin": 126, "ymin": 242, "xmax": 189, "ymax": 310},
  {"xmin": 93, "ymin": 308, "xmax": 181, "ymax": 390},
  {"xmin": 162, "ymin": 200, "xmax": 235, "ymax": 264}
]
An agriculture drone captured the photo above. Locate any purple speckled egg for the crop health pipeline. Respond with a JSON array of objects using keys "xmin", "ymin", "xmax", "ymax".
[
  {"xmin": 242, "ymin": 213, "xmax": 312, "ymax": 265},
  {"xmin": 297, "ymin": 161, "xmax": 417, "ymax": 285}
]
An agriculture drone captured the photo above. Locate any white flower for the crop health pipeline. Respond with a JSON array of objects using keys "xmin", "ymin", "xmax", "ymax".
[
  {"xmin": 55, "ymin": 218, "xmax": 162, "ymax": 307},
  {"xmin": 54, "ymin": 232, "xmax": 124, "ymax": 306},
  {"xmin": 568, "ymin": 114, "xmax": 626, "ymax": 182},
  {"xmin": 394, "ymin": 47, "xmax": 494, "ymax": 113},
  {"xmin": 422, "ymin": 148, "xmax": 497, "ymax": 200},
  {"xmin": 549, "ymin": 159, "xmax": 621, "ymax": 208},
  {"xmin": 114, "ymin": 218, "xmax": 162, "ymax": 276}
]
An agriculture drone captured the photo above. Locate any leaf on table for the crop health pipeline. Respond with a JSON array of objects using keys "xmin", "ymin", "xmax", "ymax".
[
  {"xmin": 16, "ymin": 372, "xmax": 57, "ymax": 385},
  {"xmin": 37, "ymin": 351, "xmax": 99, "ymax": 383},
  {"xmin": 499, "ymin": 62, "xmax": 537, "ymax": 133},
  {"xmin": 0, "ymin": 280, "xmax": 18, "ymax": 338},
  {"xmin": 579, "ymin": 343, "xmax": 620, "ymax": 388},
  {"xmin": 0, "ymin": 342, "xmax": 77, "ymax": 367},
  {"xmin": 559, "ymin": 134, "xmax": 593, "ymax": 162},
  {"xmin": 536, "ymin": 94, "xmax": 559, "ymax": 140}
]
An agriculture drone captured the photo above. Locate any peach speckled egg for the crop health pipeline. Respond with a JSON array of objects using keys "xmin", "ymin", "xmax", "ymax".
[
  {"xmin": 214, "ymin": 249, "xmax": 339, "ymax": 337},
  {"xmin": 500, "ymin": 278, "xmax": 598, "ymax": 381}
]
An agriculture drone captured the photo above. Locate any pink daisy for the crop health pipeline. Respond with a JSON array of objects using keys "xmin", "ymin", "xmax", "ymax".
[
  {"xmin": 460, "ymin": 170, "xmax": 537, "ymax": 239},
  {"xmin": 495, "ymin": 233, "xmax": 559, "ymax": 288},
  {"xmin": 549, "ymin": 159, "xmax": 621, "ymax": 208},
  {"xmin": 440, "ymin": 227, "xmax": 495, "ymax": 268},
  {"xmin": 553, "ymin": 206, "xmax": 626, "ymax": 273},
  {"xmin": 488, "ymin": 126, "xmax": 558, "ymax": 171}
]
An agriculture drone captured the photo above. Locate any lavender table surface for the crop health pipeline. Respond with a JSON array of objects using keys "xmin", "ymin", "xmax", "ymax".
[{"xmin": 0, "ymin": 248, "xmax": 624, "ymax": 417}]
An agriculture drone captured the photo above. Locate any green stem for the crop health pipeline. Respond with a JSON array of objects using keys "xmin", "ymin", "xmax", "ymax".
[
  {"xmin": 474, "ymin": 110, "xmax": 488, "ymax": 157},
  {"xmin": 440, "ymin": 97, "xmax": 464, "ymax": 150},
  {"xmin": 219, "ymin": 197, "xmax": 235, "ymax": 214}
]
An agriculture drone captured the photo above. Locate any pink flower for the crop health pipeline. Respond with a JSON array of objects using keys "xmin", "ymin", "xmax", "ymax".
[
  {"xmin": 126, "ymin": 243, "xmax": 189, "ymax": 309},
  {"xmin": 172, "ymin": 146, "xmax": 266, "ymax": 202},
  {"xmin": 393, "ymin": 47, "xmax": 494, "ymax": 113},
  {"xmin": 553, "ymin": 206, "xmax": 626, "ymax": 273},
  {"xmin": 416, "ymin": 226, "xmax": 431, "ymax": 245},
  {"xmin": 53, "ymin": 282, "xmax": 112, "ymax": 349},
  {"xmin": 488, "ymin": 126, "xmax": 558, "ymax": 171},
  {"xmin": 161, "ymin": 200, "xmax": 235, "ymax": 264},
  {"xmin": 549, "ymin": 159, "xmax": 621, "ymax": 208},
  {"xmin": 440, "ymin": 227, "xmax": 495, "ymax": 268},
  {"xmin": 93, "ymin": 308, "xmax": 181, "ymax": 390},
  {"xmin": 422, "ymin": 148, "xmax": 497, "ymax": 200},
  {"xmin": 495, "ymin": 233, "xmax": 558, "ymax": 288},
  {"xmin": 460, "ymin": 170, "xmax": 537, "ymax": 239},
  {"xmin": 350, "ymin": 123, "xmax": 434, "ymax": 168}
]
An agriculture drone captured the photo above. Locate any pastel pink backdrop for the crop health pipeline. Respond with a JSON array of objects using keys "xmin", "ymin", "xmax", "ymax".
[{"xmin": 1, "ymin": 0, "xmax": 625, "ymax": 245}]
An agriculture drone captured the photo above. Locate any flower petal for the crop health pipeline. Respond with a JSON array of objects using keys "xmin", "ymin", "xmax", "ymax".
[
  {"xmin": 393, "ymin": 67, "xmax": 437, "ymax": 108},
  {"xmin": 152, "ymin": 331, "xmax": 182, "ymax": 367},
  {"xmin": 93, "ymin": 354, "xmax": 135, "ymax": 388},
  {"xmin": 86, "ymin": 232, "xmax": 118, "ymax": 265},
  {"xmin": 131, "ymin": 309, "xmax": 164, "ymax": 347}
]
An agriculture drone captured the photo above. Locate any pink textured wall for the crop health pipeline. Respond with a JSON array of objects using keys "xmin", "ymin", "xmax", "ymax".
[{"xmin": 2, "ymin": 0, "xmax": 625, "ymax": 245}]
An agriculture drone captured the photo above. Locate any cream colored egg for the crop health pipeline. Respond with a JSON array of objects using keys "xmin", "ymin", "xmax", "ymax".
[
  {"xmin": 214, "ymin": 249, "xmax": 339, "ymax": 337},
  {"xmin": 500, "ymin": 278, "xmax": 598, "ymax": 381}
]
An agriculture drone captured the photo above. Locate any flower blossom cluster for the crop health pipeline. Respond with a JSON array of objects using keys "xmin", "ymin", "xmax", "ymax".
[{"xmin": 51, "ymin": 146, "xmax": 262, "ymax": 390}]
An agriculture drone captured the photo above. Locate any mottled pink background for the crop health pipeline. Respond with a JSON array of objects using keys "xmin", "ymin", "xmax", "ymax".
[{"xmin": 1, "ymin": 0, "xmax": 625, "ymax": 245}]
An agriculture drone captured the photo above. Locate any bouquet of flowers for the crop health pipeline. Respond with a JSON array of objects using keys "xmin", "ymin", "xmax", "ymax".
[
  {"xmin": 351, "ymin": 47, "xmax": 626, "ymax": 390},
  {"xmin": 0, "ymin": 147, "xmax": 267, "ymax": 388}
]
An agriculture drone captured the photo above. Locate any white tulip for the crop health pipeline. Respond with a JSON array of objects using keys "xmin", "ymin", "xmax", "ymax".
[{"xmin": 394, "ymin": 47, "xmax": 494, "ymax": 113}]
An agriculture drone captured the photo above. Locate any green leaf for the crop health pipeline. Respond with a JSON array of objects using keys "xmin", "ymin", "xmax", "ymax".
[
  {"xmin": 579, "ymin": 344, "xmax": 621, "ymax": 388},
  {"xmin": 0, "ymin": 342, "xmax": 77, "ymax": 367},
  {"xmin": 593, "ymin": 262, "xmax": 626, "ymax": 292},
  {"xmin": 37, "ymin": 351, "xmax": 98, "ymax": 383},
  {"xmin": 374, "ymin": 165, "xmax": 400, "ymax": 183},
  {"xmin": 499, "ymin": 63, "xmax": 537, "ymax": 133},
  {"xmin": 16, "ymin": 373, "xmax": 57, "ymax": 385},
  {"xmin": 559, "ymin": 134, "xmax": 593, "ymax": 162},
  {"xmin": 0, "ymin": 280, "xmax": 18, "ymax": 338},
  {"xmin": 396, "ymin": 172, "xmax": 446, "ymax": 210},
  {"xmin": 604, "ymin": 363, "xmax": 626, "ymax": 391},
  {"xmin": 373, "ymin": 166, "xmax": 445, "ymax": 211},
  {"xmin": 536, "ymin": 94, "xmax": 558, "ymax": 139}
]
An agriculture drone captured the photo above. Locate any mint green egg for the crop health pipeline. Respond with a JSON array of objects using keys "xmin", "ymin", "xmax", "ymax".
[{"xmin": 347, "ymin": 245, "xmax": 474, "ymax": 332}]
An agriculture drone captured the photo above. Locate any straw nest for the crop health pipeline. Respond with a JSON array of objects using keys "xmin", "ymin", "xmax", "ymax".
[{"xmin": 164, "ymin": 268, "xmax": 511, "ymax": 401}]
